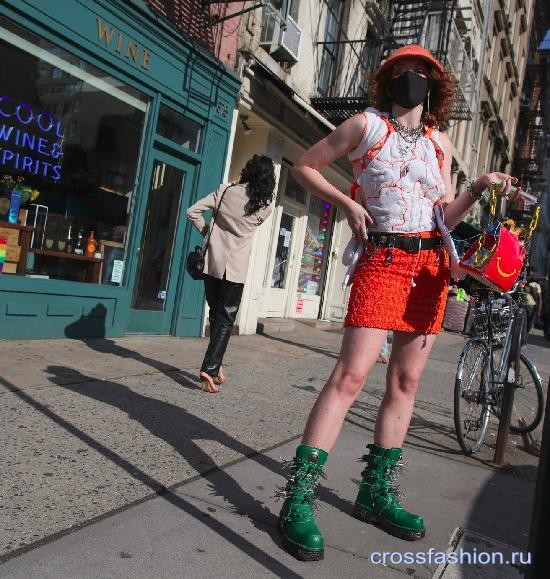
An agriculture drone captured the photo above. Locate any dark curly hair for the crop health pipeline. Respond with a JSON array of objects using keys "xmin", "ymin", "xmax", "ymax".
[
  {"xmin": 368, "ymin": 66, "xmax": 457, "ymax": 127},
  {"xmin": 239, "ymin": 154, "xmax": 276, "ymax": 216}
]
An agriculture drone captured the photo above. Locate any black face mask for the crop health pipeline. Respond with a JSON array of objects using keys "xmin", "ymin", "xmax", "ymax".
[{"xmin": 390, "ymin": 71, "xmax": 429, "ymax": 109}]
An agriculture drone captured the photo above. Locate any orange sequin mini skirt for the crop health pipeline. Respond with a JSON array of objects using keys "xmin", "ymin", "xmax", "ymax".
[{"xmin": 344, "ymin": 231, "xmax": 450, "ymax": 334}]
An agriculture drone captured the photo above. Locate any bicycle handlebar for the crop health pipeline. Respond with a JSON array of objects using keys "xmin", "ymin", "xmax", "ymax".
[{"xmin": 503, "ymin": 278, "xmax": 523, "ymax": 298}]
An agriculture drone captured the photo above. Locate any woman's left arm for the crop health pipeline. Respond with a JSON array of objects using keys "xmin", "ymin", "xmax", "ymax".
[
  {"xmin": 187, "ymin": 186, "xmax": 221, "ymax": 236},
  {"xmin": 437, "ymin": 133, "xmax": 519, "ymax": 229}
]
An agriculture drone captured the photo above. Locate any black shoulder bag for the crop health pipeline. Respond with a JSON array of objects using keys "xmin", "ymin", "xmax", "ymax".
[{"xmin": 186, "ymin": 185, "xmax": 231, "ymax": 280}]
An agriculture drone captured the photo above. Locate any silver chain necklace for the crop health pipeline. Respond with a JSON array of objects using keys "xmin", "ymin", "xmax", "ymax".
[
  {"xmin": 389, "ymin": 114, "xmax": 424, "ymax": 157},
  {"xmin": 389, "ymin": 114, "xmax": 425, "ymax": 177}
]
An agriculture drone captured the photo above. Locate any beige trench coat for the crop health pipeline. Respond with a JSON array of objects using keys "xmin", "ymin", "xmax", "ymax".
[{"xmin": 186, "ymin": 183, "xmax": 273, "ymax": 283}]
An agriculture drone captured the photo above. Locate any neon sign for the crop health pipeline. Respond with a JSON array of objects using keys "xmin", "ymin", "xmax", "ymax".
[{"xmin": 0, "ymin": 96, "xmax": 64, "ymax": 182}]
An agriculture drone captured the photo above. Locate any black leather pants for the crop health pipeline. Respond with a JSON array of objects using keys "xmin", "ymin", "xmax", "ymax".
[{"xmin": 201, "ymin": 274, "xmax": 244, "ymax": 377}]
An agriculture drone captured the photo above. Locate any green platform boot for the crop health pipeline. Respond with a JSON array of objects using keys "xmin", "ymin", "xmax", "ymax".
[
  {"xmin": 353, "ymin": 444, "xmax": 425, "ymax": 541},
  {"xmin": 277, "ymin": 444, "xmax": 328, "ymax": 561}
]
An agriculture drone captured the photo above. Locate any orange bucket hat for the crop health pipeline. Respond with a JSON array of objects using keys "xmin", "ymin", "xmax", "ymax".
[{"xmin": 376, "ymin": 44, "xmax": 445, "ymax": 78}]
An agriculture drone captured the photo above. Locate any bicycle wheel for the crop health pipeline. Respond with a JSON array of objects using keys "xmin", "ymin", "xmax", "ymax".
[
  {"xmin": 492, "ymin": 346, "xmax": 544, "ymax": 434},
  {"xmin": 454, "ymin": 338, "xmax": 491, "ymax": 455}
]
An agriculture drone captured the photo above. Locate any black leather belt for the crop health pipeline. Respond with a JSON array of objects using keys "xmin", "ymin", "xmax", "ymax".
[{"xmin": 367, "ymin": 232, "xmax": 442, "ymax": 253}]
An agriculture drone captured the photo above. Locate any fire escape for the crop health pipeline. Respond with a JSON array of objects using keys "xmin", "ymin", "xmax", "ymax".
[
  {"xmin": 310, "ymin": 0, "xmax": 475, "ymax": 125},
  {"xmin": 510, "ymin": 37, "xmax": 548, "ymax": 223}
]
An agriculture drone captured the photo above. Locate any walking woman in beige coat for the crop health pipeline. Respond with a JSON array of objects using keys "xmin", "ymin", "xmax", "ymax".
[{"xmin": 187, "ymin": 155, "xmax": 275, "ymax": 393}]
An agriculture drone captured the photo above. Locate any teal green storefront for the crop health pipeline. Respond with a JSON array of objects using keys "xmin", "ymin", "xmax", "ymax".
[{"xmin": 0, "ymin": 0, "xmax": 240, "ymax": 339}]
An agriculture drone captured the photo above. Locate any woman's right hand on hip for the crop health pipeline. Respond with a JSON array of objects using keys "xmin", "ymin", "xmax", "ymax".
[{"xmin": 345, "ymin": 201, "xmax": 374, "ymax": 243}]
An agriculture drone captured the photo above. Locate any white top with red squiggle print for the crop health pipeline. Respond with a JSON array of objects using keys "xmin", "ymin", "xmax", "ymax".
[{"xmin": 348, "ymin": 108, "xmax": 446, "ymax": 234}]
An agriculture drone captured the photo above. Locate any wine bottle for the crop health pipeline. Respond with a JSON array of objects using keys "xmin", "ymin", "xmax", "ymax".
[
  {"xmin": 85, "ymin": 230, "xmax": 97, "ymax": 257},
  {"xmin": 74, "ymin": 227, "xmax": 84, "ymax": 255},
  {"xmin": 66, "ymin": 225, "xmax": 73, "ymax": 254}
]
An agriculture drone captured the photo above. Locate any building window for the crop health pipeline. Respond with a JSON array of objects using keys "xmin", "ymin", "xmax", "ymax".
[
  {"xmin": 317, "ymin": 0, "xmax": 343, "ymax": 97},
  {"xmin": 156, "ymin": 104, "xmax": 201, "ymax": 152},
  {"xmin": 0, "ymin": 18, "xmax": 148, "ymax": 284}
]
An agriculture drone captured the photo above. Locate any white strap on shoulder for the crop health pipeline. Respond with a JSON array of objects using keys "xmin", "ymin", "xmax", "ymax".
[{"xmin": 347, "ymin": 108, "xmax": 388, "ymax": 163}]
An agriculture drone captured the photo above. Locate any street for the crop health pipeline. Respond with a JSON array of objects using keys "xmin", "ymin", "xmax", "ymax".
[{"xmin": 0, "ymin": 325, "xmax": 548, "ymax": 577}]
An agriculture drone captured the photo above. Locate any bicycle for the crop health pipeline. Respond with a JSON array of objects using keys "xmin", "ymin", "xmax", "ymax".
[{"xmin": 454, "ymin": 282, "xmax": 544, "ymax": 455}]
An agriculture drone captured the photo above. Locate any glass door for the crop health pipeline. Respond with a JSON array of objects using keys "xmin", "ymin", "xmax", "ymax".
[
  {"xmin": 271, "ymin": 212, "xmax": 295, "ymax": 290},
  {"xmin": 128, "ymin": 150, "xmax": 195, "ymax": 334},
  {"xmin": 262, "ymin": 204, "xmax": 305, "ymax": 318}
]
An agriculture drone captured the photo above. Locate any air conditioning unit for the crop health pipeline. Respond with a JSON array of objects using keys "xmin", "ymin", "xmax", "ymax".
[
  {"xmin": 260, "ymin": 13, "xmax": 301, "ymax": 63},
  {"xmin": 259, "ymin": 10, "xmax": 281, "ymax": 51},
  {"xmin": 271, "ymin": 15, "xmax": 301, "ymax": 63}
]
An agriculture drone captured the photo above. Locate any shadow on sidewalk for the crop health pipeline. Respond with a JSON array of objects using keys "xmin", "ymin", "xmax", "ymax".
[
  {"xmin": 47, "ymin": 365, "xmax": 282, "ymax": 521},
  {"xmin": 59, "ymin": 313, "xmax": 370, "ymax": 525},
  {"xmin": 85, "ymin": 337, "xmax": 201, "ymax": 391},
  {"xmin": 259, "ymin": 332, "xmax": 340, "ymax": 360},
  {"xmin": 2, "ymin": 362, "xmax": 356, "ymax": 568},
  {"xmin": 74, "ymin": 331, "xmax": 355, "ymax": 515},
  {"xmin": 63, "ymin": 304, "xmax": 200, "ymax": 391},
  {"xmin": 0, "ymin": 373, "xmax": 301, "ymax": 575},
  {"xmin": 346, "ymin": 398, "xmax": 463, "ymax": 458},
  {"xmin": 463, "ymin": 464, "xmax": 537, "ymax": 552}
]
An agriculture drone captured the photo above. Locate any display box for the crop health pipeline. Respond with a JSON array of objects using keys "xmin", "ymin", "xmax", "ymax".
[
  {"xmin": 1, "ymin": 262, "xmax": 17, "ymax": 274},
  {"xmin": 6, "ymin": 244, "xmax": 21, "ymax": 263},
  {"xmin": 0, "ymin": 227, "xmax": 20, "ymax": 246}
]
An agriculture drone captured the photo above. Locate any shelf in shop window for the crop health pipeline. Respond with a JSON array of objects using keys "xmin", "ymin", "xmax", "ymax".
[
  {"xmin": 0, "ymin": 221, "xmax": 36, "ymax": 232},
  {"xmin": 32, "ymin": 249, "xmax": 103, "ymax": 262}
]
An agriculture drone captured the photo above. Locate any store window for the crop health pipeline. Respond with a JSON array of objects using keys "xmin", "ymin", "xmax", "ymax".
[
  {"xmin": 0, "ymin": 18, "xmax": 148, "ymax": 284},
  {"xmin": 297, "ymin": 195, "xmax": 332, "ymax": 296},
  {"xmin": 156, "ymin": 104, "xmax": 201, "ymax": 152}
]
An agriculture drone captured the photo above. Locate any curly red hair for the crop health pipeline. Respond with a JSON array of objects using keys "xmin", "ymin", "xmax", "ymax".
[{"xmin": 368, "ymin": 66, "xmax": 457, "ymax": 127}]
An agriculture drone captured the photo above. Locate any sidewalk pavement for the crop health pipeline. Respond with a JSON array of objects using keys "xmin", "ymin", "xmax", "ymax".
[{"xmin": 0, "ymin": 325, "xmax": 547, "ymax": 577}]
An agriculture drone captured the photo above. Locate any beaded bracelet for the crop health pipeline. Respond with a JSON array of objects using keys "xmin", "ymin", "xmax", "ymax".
[{"xmin": 466, "ymin": 180, "xmax": 484, "ymax": 201}]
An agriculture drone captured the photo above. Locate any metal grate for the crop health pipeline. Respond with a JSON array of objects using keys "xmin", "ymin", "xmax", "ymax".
[{"xmin": 310, "ymin": 96, "xmax": 370, "ymax": 125}]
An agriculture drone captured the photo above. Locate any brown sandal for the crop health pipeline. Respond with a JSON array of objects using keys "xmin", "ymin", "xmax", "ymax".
[{"xmin": 200, "ymin": 372, "xmax": 219, "ymax": 393}]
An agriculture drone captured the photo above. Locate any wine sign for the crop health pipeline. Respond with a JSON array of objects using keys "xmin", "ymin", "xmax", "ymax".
[
  {"xmin": 0, "ymin": 96, "xmax": 64, "ymax": 182},
  {"xmin": 96, "ymin": 19, "xmax": 152, "ymax": 71}
]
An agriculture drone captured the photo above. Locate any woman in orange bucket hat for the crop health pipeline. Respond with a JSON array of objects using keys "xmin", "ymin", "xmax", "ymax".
[{"xmin": 276, "ymin": 44, "xmax": 519, "ymax": 561}]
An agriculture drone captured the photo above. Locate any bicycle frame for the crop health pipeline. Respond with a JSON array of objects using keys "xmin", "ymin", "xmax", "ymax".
[{"xmin": 484, "ymin": 278, "xmax": 523, "ymax": 394}]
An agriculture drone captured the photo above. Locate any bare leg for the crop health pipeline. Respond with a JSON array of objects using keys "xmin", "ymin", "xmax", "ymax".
[
  {"xmin": 374, "ymin": 331, "xmax": 438, "ymax": 448},
  {"xmin": 302, "ymin": 327, "xmax": 388, "ymax": 451}
]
